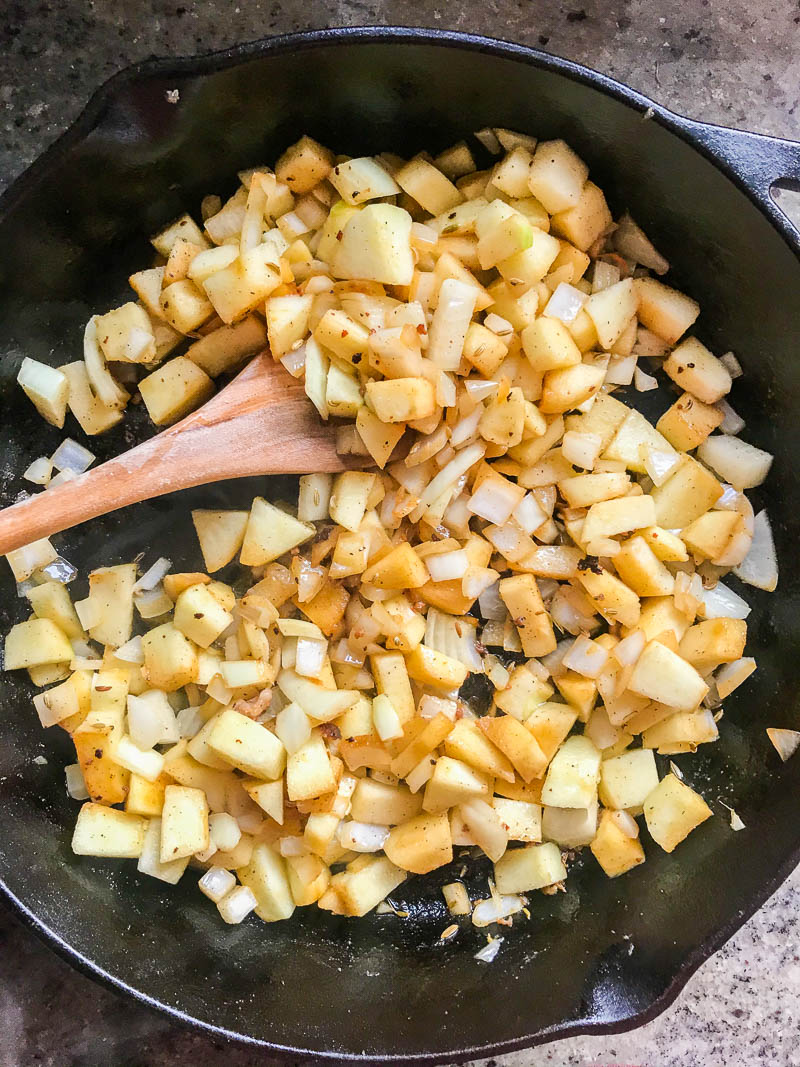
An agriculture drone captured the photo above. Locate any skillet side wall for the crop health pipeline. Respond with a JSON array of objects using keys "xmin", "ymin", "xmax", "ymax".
[{"xmin": 0, "ymin": 38, "xmax": 798, "ymax": 1061}]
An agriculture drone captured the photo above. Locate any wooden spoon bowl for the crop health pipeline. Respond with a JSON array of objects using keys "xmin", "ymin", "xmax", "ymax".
[{"xmin": 0, "ymin": 354, "xmax": 354, "ymax": 556}]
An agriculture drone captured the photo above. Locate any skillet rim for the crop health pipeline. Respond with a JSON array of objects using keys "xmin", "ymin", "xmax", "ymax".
[{"xmin": 1, "ymin": 24, "xmax": 799, "ymax": 1064}]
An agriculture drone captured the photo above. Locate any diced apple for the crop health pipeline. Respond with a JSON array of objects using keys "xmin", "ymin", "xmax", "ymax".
[
  {"xmin": 17, "ymin": 357, "xmax": 69, "ymax": 428},
  {"xmin": 72, "ymin": 802, "xmax": 145, "ymax": 858},
  {"xmin": 203, "ymin": 246, "xmax": 281, "ymax": 324},
  {"xmin": 627, "ymin": 640, "xmax": 708, "ymax": 711},
  {"xmin": 634, "ymin": 277, "xmax": 699, "ymax": 344},
  {"xmin": 138, "ymin": 356, "xmax": 214, "ymax": 425},
  {"xmin": 4, "ymin": 618, "xmax": 72, "ymax": 670},
  {"xmin": 541, "ymin": 735, "xmax": 601, "ymax": 808},
  {"xmin": 541, "ymin": 802, "xmax": 598, "ymax": 847},
  {"xmin": 479, "ymin": 715, "xmax": 548, "ymax": 782},
  {"xmin": 395, "ymin": 156, "xmax": 462, "ymax": 215},
  {"xmin": 550, "ymin": 181, "xmax": 612, "ymax": 252},
  {"xmin": 643, "ymin": 773, "xmax": 712, "ymax": 852},
  {"xmin": 240, "ymin": 497, "xmax": 315, "ymax": 566},
  {"xmin": 599, "ymin": 748, "xmax": 659, "ymax": 810},
  {"xmin": 590, "ymin": 809, "xmax": 645, "ymax": 877},
  {"xmin": 185, "ymin": 315, "xmax": 267, "ymax": 376},
  {"xmin": 493, "ymin": 840, "xmax": 566, "ymax": 892},
  {"xmin": 141, "ymin": 622, "xmax": 198, "ymax": 691},
  {"xmin": 208, "ymin": 709, "xmax": 285, "ymax": 779},
  {"xmin": 527, "ymin": 140, "xmax": 589, "ymax": 213},
  {"xmin": 663, "ymin": 337, "xmax": 731, "ymax": 403},
  {"xmin": 332, "ymin": 204, "xmax": 414, "ymax": 286},
  {"xmin": 384, "ymin": 811, "xmax": 452, "ymax": 874},
  {"xmin": 696, "ymin": 434, "xmax": 773, "ymax": 491},
  {"xmin": 584, "ymin": 279, "xmax": 637, "ymax": 350}
]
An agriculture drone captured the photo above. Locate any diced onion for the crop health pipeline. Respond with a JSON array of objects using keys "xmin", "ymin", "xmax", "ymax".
[
  {"xmin": 613, "ymin": 630, "xmax": 646, "ymax": 667},
  {"xmin": 114, "ymin": 635, "xmax": 144, "ymax": 664},
  {"xmin": 634, "ymin": 366, "xmax": 658, "ymax": 392},
  {"xmin": 544, "ymin": 282, "xmax": 587, "ymax": 324},
  {"xmin": 275, "ymin": 702, "xmax": 312, "ymax": 754},
  {"xmin": 767, "ymin": 727, "xmax": 800, "ymax": 762},
  {"xmin": 198, "ymin": 867, "xmax": 236, "ymax": 903},
  {"xmin": 281, "ymin": 343, "xmax": 307, "ymax": 378},
  {"xmin": 65, "ymin": 763, "xmax": 89, "ymax": 800},
  {"xmin": 562, "ymin": 635, "xmax": 609, "ymax": 679},
  {"xmin": 718, "ymin": 398, "xmax": 745, "ymax": 435},
  {"xmin": 421, "ymin": 443, "xmax": 485, "ymax": 508},
  {"xmin": 133, "ymin": 557, "xmax": 172, "ymax": 593},
  {"xmin": 715, "ymin": 657, "xmax": 756, "ymax": 700},
  {"xmin": 734, "ymin": 510, "xmax": 778, "ymax": 592},
  {"xmin": 644, "ymin": 448, "xmax": 680, "ymax": 487},
  {"xmin": 338, "ymin": 821, "xmax": 389, "ymax": 852},
  {"xmin": 51, "ymin": 437, "xmax": 95, "ymax": 475},
  {"xmin": 472, "ymin": 894, "xmax": 523, "ymax": 927},
  {"xmin": 483, "ymin": 313, "xmax": 513, "ymax": 336},
  {"xmin": 127, "ymin": 690, "xmax": 180, "ymax": 750},
  {"xmin": 468, "ymin": 478, "xmax": 522, "ymax": 524},
  {"xmin": 697, "ymin": 580, "xmax": 751, "ymax": 620},
  {"xmin": 450, "ymin": 407, "xmax": 484, "ymax": 446},
  {"xmin": 217, "ymin": 885, "xmax": 258, "ymax": 924},
  {"xmin": 474, "ymin": 936, "xmax": 504, "ymax": 962},
  {"xmin": 610, "ymin": 809, "xmax": 640, "ymax": 838},
  {"xmin": 176, "ymin": 706, "xmax": 206, "ymax": 738},
  {"xmin": 561, "ymin": 431, "xmax": 602, "ymax": 470},
  {"xmin": 592, "ymin": 260, "xmax": 621, "ymax": 292},
  {"xmin": 720, "ymin": 351, "xmax": 743, "ymax": 378},
  {"xmin": 428, "ymin": 278, "xmax": 478, "ymax": 370},
  {"xmin": 604, "ymin": 354, "xmax": 636, "ymax": 386},
  {"xmin": 23, "ymin": 457, "xmax": 52, "ymax": 485},
  {"xmin": 425, "ymin": 549, "xmax": 469, "ymax": 582}
]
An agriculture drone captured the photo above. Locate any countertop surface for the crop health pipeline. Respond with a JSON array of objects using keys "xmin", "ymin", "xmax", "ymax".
[{"xmin": 1, "ymin": 2, "xmax": 799, "ymax": 1065}]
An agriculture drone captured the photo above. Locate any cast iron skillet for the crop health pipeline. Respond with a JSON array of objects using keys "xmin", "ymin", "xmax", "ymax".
[{"xmin": 0, "ymin": 26, "xmax": 799, "ymax": 1064}]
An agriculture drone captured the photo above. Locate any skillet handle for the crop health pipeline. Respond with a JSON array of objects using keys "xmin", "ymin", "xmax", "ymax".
[{"xmin": 686, "ymin": 122, "xmax": 800, "ymax": 235}]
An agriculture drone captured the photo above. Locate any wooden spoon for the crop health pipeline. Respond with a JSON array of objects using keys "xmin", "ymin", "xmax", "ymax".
[{"xmin": 0, "ymin": 354, "xmax": 355, "ymax": 556}]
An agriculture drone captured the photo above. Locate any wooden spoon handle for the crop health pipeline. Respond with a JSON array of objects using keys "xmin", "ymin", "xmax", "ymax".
[{"xmin": 0, "ymin": 356, "xmax": 350, "ymax": 556}]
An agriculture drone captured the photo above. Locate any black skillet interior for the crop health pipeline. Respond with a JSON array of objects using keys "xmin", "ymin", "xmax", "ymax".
[{"xmin": 0, "ymin": 29, "xmax": 799, "ymax": 1064}]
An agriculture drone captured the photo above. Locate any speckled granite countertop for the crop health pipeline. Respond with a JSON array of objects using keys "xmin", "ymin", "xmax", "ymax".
[{"xmin": 2, "ymin": 3, "xmax": 800, "ymax": 1065}]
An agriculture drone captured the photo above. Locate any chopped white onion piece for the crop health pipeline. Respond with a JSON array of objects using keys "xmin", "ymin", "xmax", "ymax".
[
  {"xmin": 275, "ymin": 702, "xmax": 312, "ymax": 754},
  {"xmin": 729, "ymin": 806, "xmax": 750, "ymax": 832},
  {"xmin": 633, "ymin": 327, "xmax": 668, "ymax": 358},
  {"xmin": 697, "ymin": 580, "xmax": 751, "ymax": 620},
  {"xmin": 411, "ymin": 221, "xmax": 438, "ymax": 247},
  {"xmin": 767, "ymin": 728, "xmax": 800, "ymax": 762},
  {"xmin": 337, "ymin": 821, "xmax": 389, "ymax": 852},
  {"xmin": 644, "ymin": 448, "xmax": 681, "ymax": 487},
  {"xmin": 406, "ymin": 754, "xmax": 436, "ymax": 794},
  {"xmin": 217, "ymin": 885, "xmax": 258, "ymax": 924},
  {"xmin": 715, "ymin": 657, "xmax": 756, "ymax": 700},
  {"xmin": 127, "ymin": 690, "xmax": 180, "ymax": 750},
  {"xmin": 592, "ymin": 260, "xmax": 621, "ymax": 292},
  {"xmin": 133, "ymin": 557, "xmax": 172, "ymax": 593},
  {"xmin": 544, "ymin": 282, "xmax": 587, "ymax": 323},
  {"xmin": 472, "ymin": 894, "xmax": 524, "ymax": 927},
  {"xmin": 613, "ymin": 630, "xmax": 646, "ymax": 667},
  {"xmin": 5, "ymin": 537, "xmax": 58, "ymax": 582},
  {"xmin": 561, "ymin": 431, "xmax": 602, "ymax": 470},
  {"xmin": 176, "ymin": 706, "xmax": 206, "ymax": 739},
  {"xmin": 612, "ymin": 213, "xmax": 669, "ymax": 274},
  {"xmin": 70, "ymin": 656, "xmax": 104, "ymax": 671},
  {"xmin": 634, "ymin": 366, "xmax": 658, "ymax": 392},
  {"xmin": 51, "ymin": 437, "xmax": 95, "ymax": 475},
  {"xmin": 70, "ymin": 637, "xmax": 97, "ymax": 658},
  {"xmin": 113, "ymin": 735, "xmax": 165, "ymax": 781},
  {"xmin": 134, "ymin": 585, "xmax": 173, "ymax": 619},
  {"xmin": 468, "ymin": 478, "xmax": 522, "ymax": 525},
  {"xmin": 609, "ymin": 809, "xmax": 640, "ymax": 839},
  {"xmin": 278, "ymin": 836, "xmax": 310, "ymax": 857},
  {"xmin": 294, "ymin": 636, "xmax": 327, "ymax": 679},
  {"xmin": 425, "ymin": 549, "xmax": 470, "ymax": 582},
  {"xmin": 720, "ymin": 351, "xmax": 743, "ymax": 378},
  {"xmin": 209, "ymin": 812, "xmax": 242, "ymax": 853},
  {"xmin": 421, "ymin": 443, "xmax": 485, "ymax": 507},
  {"xmin": 114, "ymin": 635, "xmax": 144, "ymax": 664},
  {"xmin": 512, "ymin": 493, "xmax": 548, "ymax": 535},
  {"xmin": 194, "ymin": 841, "xmax": 219, "ymax": 865},
  {"xmin": 464, "ymin": 380, "xmax": 499, "ymax": 406},
  {"xmin": 418, "ymin": 694, "xmax": 458, "ymax": 720},
  {"xmin": 474, "ymin": 936, "xmax": 504, "ymax": 962},
  {"xmin": 734, "ymin": 510, "xmax": 778, "ymax": 592},
  {"xmin": 23, "ymin": 457, "xmax": 53, "ymax": 485},
  {"xmin": 428, "ymin": 278, "xmax": 478, "ymax": 370},
  {"xmin": 718, "ymin": 399, "xmax": 745, "ymax": 435},
  {"xmin": 604, "ymin": 354, "xmax": 637, "ymax": 386},
  {"xmin": 483, "ymin": 313, "xmax": 513, "ymax": 336},
  {"xmin": 562, "ymin": 634, "xmax": 609, "ymax": 679},
  {"xmin": 43, "ymin": 556, "xmax": 79, "ymax": 584},
  {"xmin": 48, "ymin": 470, "xmax": 78, "ymax": 490},
  {"xmin": 280, "ymin": 343, "xmax": 307, "ymax": 378},
  {"xmin": 199, "ymin": 867, "xmax": 236, "ymax": 903},
  {"xmin": 450, "ymin": 406, "xmax": 484, "ymax": 446},
  {"xmin": 65, "ymin": 763, "xmax": 89, "ymax": 800}
]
